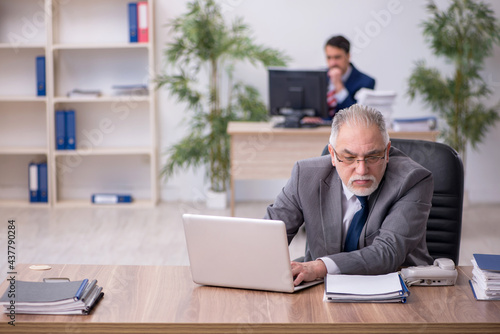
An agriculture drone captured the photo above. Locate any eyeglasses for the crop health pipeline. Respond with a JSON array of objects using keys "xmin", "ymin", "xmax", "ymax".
[{"xmin": 333, "ymin": 148, "xmax": 387, "ymax": 166}]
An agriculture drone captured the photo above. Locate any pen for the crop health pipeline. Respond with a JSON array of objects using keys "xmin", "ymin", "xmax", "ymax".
[
  {"xmin": 74, "ymin": 279, "xmax": 89, "ymax": 301},
  {"xmin": 81, "ymin": 279, "xmax": 98, "ymax": 302}
]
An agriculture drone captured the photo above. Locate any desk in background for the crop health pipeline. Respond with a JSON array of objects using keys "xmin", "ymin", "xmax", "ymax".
[
  {"xmin": 0, "ymin": 264, "xmax": 499, "ymax": 334},
  {"xmin": 228, "ymin": 122, "xmax": 439, "ymax": 216}
]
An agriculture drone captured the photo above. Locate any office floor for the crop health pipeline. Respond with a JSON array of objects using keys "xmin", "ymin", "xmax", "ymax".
[{"xmin": 0, "ymin": 201, "xmax": 499, "ymax": 282}]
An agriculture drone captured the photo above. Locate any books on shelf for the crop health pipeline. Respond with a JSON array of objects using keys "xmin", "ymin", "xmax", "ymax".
[
  {"xmin": 128, "ymin": 3, "xmax": 138, "ymax": 43},
  {"xmin": 0, "ymin": 278, "xmax": 103, "ymax": 315},
  {"xmin": 92, "ymin": 193, "xmax": 133, "ymax": 204},
  {"xmin": 392, "ymin": 116, "xmax": 437, "ymax": 132},
  {"xmin": 28, "ymin": 163, "xmax": 38, "ymax": 203},
  {"xmin": 137, "ymin": 2, "xmax": 149, "ymax": 43},
  {"xmin": 128, "ymin": 2, "xmax": 148, "ymax": 43},
  {"xmin": 55, "ymin": 110, "xmax": 76, "ymax": 150},
  {"xmin": 36, "ymin": 56, "xmax": 46, "ymax": 97},
  {"xmin": 38, "ymin": 162, "xmax": 48, "ymax": 202},
  {"xmin": 112, "ymin": 84, "xmax": 149, "ymax": 96},
  {"xmin": 470, "ymin": 253, "xmax": 500, "ymax": 300},
  {"xmin": 324, "ymin": 272, "xmax": 410, "ymax": 303},
  {"xmin": 28, "ymin": 162, "xmax": 48, "ymax": 203}
]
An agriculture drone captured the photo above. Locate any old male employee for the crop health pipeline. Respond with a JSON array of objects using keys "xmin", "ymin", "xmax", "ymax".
[{"xmin": 265, "ymin": 104, "xmax": 434, "ymax": 286}]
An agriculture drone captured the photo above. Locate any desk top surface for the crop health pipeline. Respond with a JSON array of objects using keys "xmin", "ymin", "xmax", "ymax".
[
  {"xmin": 227, "ymin": 121, "xmax": 440, "ymax": 137},
  {"xmin": 1, "ymin": 264, "xmax": 499, "ymax": 334}
]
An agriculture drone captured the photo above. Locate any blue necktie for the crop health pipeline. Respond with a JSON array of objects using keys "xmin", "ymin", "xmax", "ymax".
[{"xmin": 344, "ymin": 196, "xmax": 369, "ymax": 252}]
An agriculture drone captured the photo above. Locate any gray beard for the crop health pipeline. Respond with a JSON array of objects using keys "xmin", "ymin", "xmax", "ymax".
[{"xmin": 347, "ymin": 175, "xmax": 379, "ymax": 197}]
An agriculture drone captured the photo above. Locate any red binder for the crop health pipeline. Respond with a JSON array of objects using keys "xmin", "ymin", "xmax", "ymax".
[{"xmin": 137, "ymin": 1, "xmax": 148, "ymax": 43}]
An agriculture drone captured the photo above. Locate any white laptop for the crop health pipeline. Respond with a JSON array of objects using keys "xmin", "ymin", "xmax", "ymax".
[{"xmin": 182, "ymin": 214, "xmax": 323, "ymax": 293}]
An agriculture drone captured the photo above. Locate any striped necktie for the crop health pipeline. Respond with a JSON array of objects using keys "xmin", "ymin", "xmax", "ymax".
[{"xmin": 327, "ymin": 87, "xmax": 337, "ymax": 108}]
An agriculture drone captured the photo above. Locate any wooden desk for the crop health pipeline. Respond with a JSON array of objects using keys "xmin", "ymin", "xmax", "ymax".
[
  {"xmin": 1, "ymin": 264, "xmax": 499, "ymax": 333},
  {"xmin": 228, "ymin": 122, "xmax": 439, "ymax": 216}
]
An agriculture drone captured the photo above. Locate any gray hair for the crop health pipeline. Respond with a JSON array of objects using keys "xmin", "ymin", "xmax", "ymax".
[{"xmin": 329, "ymin": 104, "xmax": 389, "ymax": 148}]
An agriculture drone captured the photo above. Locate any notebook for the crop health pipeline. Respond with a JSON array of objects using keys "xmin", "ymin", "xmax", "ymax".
[{"xmin": 182, "ymin": 214, "xmax": 323, "ymax": 293}]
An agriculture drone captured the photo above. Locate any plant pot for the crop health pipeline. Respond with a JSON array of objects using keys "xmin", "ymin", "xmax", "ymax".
[{"xmin": 206, "ymin": 189, "xmax": 227, "ymax": 209}]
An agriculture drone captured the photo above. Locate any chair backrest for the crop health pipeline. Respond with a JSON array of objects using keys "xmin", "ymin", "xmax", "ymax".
[{"xmin": 322, "ymin": 139, "xmax": 464, "ymax": 264}]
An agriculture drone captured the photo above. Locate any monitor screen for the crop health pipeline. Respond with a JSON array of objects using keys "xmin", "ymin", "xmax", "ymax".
[{"xmin": 268, "ymin": 67, "xmax": 328, "ymax": 128}]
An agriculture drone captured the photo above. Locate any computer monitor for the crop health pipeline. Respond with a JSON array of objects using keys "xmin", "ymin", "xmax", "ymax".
[{"xmin": 268, "ymin": 67, "xmax": 328, "ymax": 128}]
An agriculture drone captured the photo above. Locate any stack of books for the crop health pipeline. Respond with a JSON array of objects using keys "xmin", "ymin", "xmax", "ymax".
[
  {"xmin": 470, "ymin": 253, "xmax": 500, "ymax": 300},
  {"xmin": 324, "ymin": 272, "xmax": 410, "ymax": 303},
  {"xmin": 0, "ymin": 278, "xmax": 103, "ymax": 315}
]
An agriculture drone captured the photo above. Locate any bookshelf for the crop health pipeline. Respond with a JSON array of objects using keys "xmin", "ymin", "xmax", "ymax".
[{"xmin": 0, "ymin": 0, "xmax": 158, "ymax": 207}]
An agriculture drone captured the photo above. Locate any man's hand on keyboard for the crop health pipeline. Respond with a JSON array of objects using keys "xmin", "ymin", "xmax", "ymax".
[{"xmin": 291, "ymin": 260, "xmax": 327, "ymax": 286}]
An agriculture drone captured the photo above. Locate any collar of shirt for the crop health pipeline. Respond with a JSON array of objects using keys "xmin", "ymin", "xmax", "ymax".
[
  {"xmin": 340, "ymin": 181, "xmax": 363, "ymax": 247},
  {"xmin": 341, "ymin": 181, "xmax": 356, "ymax": 202},
  {"xmin": 342, "ymin": 65, "xmax": 352, "ymax": 82}
]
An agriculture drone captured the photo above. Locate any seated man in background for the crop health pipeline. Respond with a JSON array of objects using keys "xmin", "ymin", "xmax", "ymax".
[
  {"xmin": 265, "ymin": 104, "xmax": 434, "ymax": 285},
  {"xmin": 303, "ymin": 35, "xmax": 375, "ymax": 125},
  {"xmin": 325, "ymin": 35, "xmax": 376, "ymax": 116}
]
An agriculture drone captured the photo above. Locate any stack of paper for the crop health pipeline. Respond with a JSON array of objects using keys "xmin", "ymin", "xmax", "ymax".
[
  {"xmin": 0, "ymin": 279, "xmax": 104, "ymax": 315},
  {"xmin": 392, "ymin": 116, "xmax": 437, "ymax": 132},
  {"xmin": 355, "ymin": 88, "xmax": 397, "ymax": 122},
  {"xmin": 67, "ymin": 89, "xmax": 102, "ymax": 98},
  {"xmin": 112, "ymin": 84, "xmax": 148, "ymax": 96},
  {"xmin": 324, "ymin": 272, "xmax": 409, "ymax": 303},
  {"xmin": 470, "ymin": 253, "xmax": 500, "ymax": 300}
]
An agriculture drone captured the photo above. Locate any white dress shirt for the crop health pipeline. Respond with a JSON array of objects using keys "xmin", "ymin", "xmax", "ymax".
[{"xmin": 319, "ymin": 182, "xmax": 363, "ymax": 274}]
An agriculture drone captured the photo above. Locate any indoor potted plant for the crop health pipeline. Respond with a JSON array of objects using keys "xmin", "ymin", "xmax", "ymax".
[
  {"xmin": 157, "ymin": 0, "xmax": 289, "ymax": 208},
  {"xmin": 407, "ymin": 0, "xmax": 500, "ymax": 164}
]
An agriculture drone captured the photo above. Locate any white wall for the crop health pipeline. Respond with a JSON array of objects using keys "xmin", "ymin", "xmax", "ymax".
[{"xmin": 154, "ymin": 0, "xmax": 500, "ymax": 204}]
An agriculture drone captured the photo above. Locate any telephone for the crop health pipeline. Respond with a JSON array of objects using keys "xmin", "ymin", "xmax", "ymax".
[{"xmin": 400, "ymin": 258, "xmax": 457, "ymax": 286}]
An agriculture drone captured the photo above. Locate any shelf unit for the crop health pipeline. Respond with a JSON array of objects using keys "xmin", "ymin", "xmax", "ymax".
[{"xmin": 0, "ymin": 0, "xmax": 158, "ymax": 207}]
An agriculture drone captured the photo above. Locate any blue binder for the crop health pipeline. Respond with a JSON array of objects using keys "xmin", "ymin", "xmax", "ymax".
[
  {"xmin": 91, "ymin": 194, "xmax": 133, "ymax": 204},
  {"xmin": 65, "ymin": 110, "xmax": 76, "ymax": 150},
  {"xmin": 38, "ymin": 162, "xmax": 48, "ymax": 203},
  {"xmin": 36, "ymin": 56, "xmax": 46, "ymax": 96},
  {"xmin": 28, "ymin": 162, "xmax": 39, "ymax": 202},
  {"xmin": 128, "ymin": 3, "xmax": 138, "ymax": 43},
  {"xmin": 55, "ymin": 110, "xmax": 66, "ymax": 150},
  {"xmin": 473, "ymin": 253, "xmax": 500, "ymax": 272}
]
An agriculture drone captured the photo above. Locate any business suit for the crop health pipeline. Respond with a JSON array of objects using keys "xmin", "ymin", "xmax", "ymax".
[
  {"xmin": 265, "ymin": 147, "xmax": 434, "ymax": 275},
  {"xmin": 331, "ymin": 63, "xmax": 376, "ymax": 115}
]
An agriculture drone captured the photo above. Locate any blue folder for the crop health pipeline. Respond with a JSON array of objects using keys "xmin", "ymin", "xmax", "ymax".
[
  {"xmin": 55, "ymin": 110, "xmax": 66, "ymax": 150},
  {"xmin": 65, "ymin": 110, "xmax": 76, "ymax": 150},
  {"xmin": 38, "ymin": 162, "xmax": 48, "ymax": 203},
  {"xmin": 36, "ymin": 56, "xmax": 46, "ymax": 96},
  {"xmin": 128, "ymin": 3, "xmax": 138, "ymax": 43}
]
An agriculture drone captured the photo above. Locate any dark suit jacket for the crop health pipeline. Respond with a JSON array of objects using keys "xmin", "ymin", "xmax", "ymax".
[
  {"xmin": 331, "ymin": 63, "xmax": 376, "ymax": 115},
  {"xmin": 265, "ymin": 147, "xmax": 434, "ymax": 275}
]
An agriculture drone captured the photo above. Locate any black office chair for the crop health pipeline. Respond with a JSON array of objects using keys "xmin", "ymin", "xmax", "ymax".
[{"xmin": 321, "ymin": 139, "xmax": 464, "ymax": 264}]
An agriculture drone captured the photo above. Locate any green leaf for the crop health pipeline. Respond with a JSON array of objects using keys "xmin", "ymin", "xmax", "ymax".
[{"xmin": 408, "ymin": 0, "xmax": 500, "ymax": 158}]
